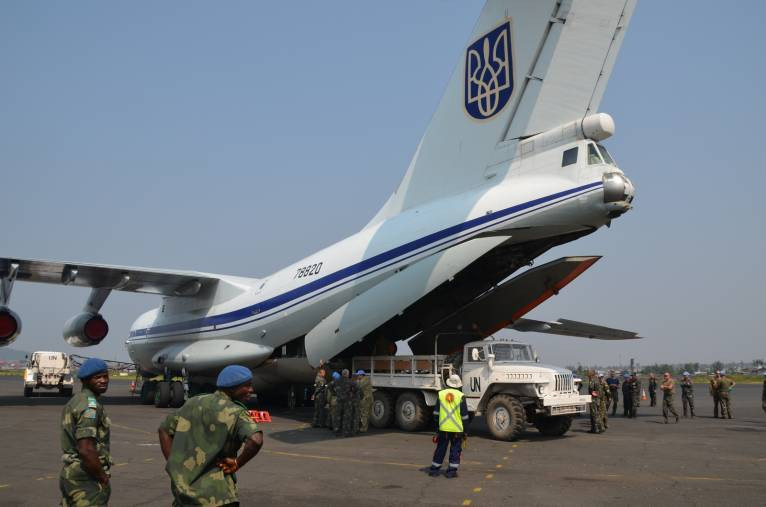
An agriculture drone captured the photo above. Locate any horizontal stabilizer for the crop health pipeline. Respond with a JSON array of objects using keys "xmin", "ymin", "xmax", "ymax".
[
  {"xmin": 509, "ymin": 318, "xmax": 640, "ymax": 340},
  {"xmin": 407, "ymin": 255, "xmax": 601, "ymax": 354},
  {"xmin": 0, "ymin": 257, "xmax": 230, "ymax": 297}
]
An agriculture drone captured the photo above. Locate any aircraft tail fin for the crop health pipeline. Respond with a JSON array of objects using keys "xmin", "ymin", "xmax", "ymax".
[{"xmin": 367, "ymin": 0, "xmax": 636, "ymax": 226}]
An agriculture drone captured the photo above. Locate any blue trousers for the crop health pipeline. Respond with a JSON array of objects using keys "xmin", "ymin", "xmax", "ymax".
[{"xmin": 431, "ymin": 432, "xmax": 463, "ymax": 469}]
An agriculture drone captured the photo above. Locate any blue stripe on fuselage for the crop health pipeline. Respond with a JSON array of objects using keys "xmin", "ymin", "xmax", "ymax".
[{"xmin": 129, "ymin": 181, "xmax": 602, "ymax": 338}]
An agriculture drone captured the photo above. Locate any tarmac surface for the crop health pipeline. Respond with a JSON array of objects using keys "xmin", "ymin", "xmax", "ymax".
[{"xmin": 0, "ymin": 376, "xmax": 764, "ymax": 506}]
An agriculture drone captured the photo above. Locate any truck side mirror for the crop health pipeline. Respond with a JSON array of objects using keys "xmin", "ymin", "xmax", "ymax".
[
  {"xmin": 535, "ymin": 353, "xmax": 540, "ymax": 363},
  {"xmin": 487, "ymin": 353, "xmax": 495, "ymax": 370}
]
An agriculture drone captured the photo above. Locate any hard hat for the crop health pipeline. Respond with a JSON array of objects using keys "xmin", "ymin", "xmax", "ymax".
[
  {"xmin": 356, "ymin": 369, "xmax": 365, "ymax": 376},
  {"xmin": 446, "ymin": 374, "xmax": 463, "ymax": 389}
]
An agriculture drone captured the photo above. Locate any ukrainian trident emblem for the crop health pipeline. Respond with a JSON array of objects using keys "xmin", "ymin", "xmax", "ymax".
[{"xmin": 464, "ymin": 21, "xmax": 514, "ymax": 120}]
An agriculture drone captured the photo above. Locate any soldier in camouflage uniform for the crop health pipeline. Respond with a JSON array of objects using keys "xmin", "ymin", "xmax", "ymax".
[
  {"xmin": 762, "ymin": 372, "xmax": 766, "ymax": 414},
  {"xmin": 158, "ymin": 365, "xmax": 263, "ymax": 507},
  {"xmin": 357, "ymin": 370, "xmax": 373, "ymax": 433},
  {"xmin": 598, "ymin": 373, "xmax": 609, "ymax": 429},
  {"xmin": 710, "ymin": 371, "xmax": 722, "ymax": 418},
  {"xmin": 648, "ymin": 373, "xmax": 658, "ymax": 407},
  {"xmin": 327, "ymin": 371, "xmax": 340, "ymax": 431},
  {"xmin": 311, "ymin": 368, "xmax": 328, "ymax": 428},
  {"xmin": 717, "ymin": 372, "xmax": 736, "ymax": 419},
  {"xmin": 660, "ymin": 372, "xmax": 679, "ymax": 423},
  {"xmin": 587, "ymin": 371, "xmax": 605, "ymax": 433},
  {"xmin": 631, "ymin": 373, "xmax": 641, "ymax": 417},
  {"xmin": 680, "ymin": 371, "xmax": 695, "ymax": 417},
  {"xmin": 335, "ymin": 369, "xmax": 359, "ymax": 437},
  {"xmin": 351, "ymin": 371, "xmax": 362, "ymax": 434},
  {"xmin": 60, "ymin": 358, "xmax": 112, "ymax": 507}
]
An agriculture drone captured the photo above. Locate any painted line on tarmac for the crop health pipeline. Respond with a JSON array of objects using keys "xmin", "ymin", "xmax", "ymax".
[
  {"xmin": 464, "ymin": 442, "xmax": 517, "ymax": 506},
  {"xmin": 0, "ymin": 484, "xmax": 9, "ymax": 489}
]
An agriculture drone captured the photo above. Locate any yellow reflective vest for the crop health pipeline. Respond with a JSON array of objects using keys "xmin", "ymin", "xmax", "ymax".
[{"xmin": 438, "ymin": 388, "xmax": 465, "ymax": 433}]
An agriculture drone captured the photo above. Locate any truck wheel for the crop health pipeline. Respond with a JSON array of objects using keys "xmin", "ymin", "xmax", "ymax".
[
  {"xmin": 486, "ymin": 394, "xmax": 526, "ymax": 441},
  {"xmin": 170, "ymin": 381, "xmax": 185, "ymax": 408},
  {"xmin": 395, "ymin": 391, "xmax": 429, "ymax": 432},
  {"xmin": 140, "ymin": 381, "xmax": 157, "ymax": 405},
  {"xmin": 23, "ymin": 386, "xmax": 32, "ymax": 397},
  {"xmin": 370, "ymin": 390, "xmax": 394, "ymax": 429},
  {"xmin": 155, "ymin": 381, "xmax": 171, "ymax": 408},
  {"xmin": 534, "ymin": 415, "xmax": 573, "ymax": 437}
]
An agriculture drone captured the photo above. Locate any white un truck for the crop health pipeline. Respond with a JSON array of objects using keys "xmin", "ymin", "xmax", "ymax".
[
  {"xmin": 23, "ymin": 351, "xmax": 74, "ymax": 397},
  {"xmin": 352, "ymin": 338, "xmax": 590, "ymax": 441}
]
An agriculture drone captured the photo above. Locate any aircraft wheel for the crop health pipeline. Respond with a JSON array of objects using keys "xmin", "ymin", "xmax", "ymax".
[
  {"xmin": 370, "ymin": 390, "xmax": 394, "ymax": 429},
  {"xmin": 486, "ymin": 394, "xmax": 526, "ymax": 441},
  {"xmin": 155, "ymin": 381, "xmax": 171, "ymax": 408},
  {"xmin": 170, "ymin": 381, "xmax": 185, "ymax": 408},
  {"xmin": 140, "ymin": 381, "xmax": 157, "ymax": 405}
]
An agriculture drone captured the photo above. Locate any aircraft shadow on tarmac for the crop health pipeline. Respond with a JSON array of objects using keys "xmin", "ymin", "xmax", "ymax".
[{"xmin": 0, "ymin": 394, "xmax": 142, "ymax": 407}]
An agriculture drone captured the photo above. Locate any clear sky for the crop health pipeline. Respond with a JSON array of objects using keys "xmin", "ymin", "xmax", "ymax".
[{"xmin": 1, "ymin": 1, "xmax": 764, "ymax": 367}]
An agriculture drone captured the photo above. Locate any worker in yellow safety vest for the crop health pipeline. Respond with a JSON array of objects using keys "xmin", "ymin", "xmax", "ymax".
[{"xmin": 428, "ymin": 374, "xmax": 469, "ymax": 478}]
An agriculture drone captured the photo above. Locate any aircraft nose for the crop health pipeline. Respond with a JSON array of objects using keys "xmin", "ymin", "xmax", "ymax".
[{"xmin": 602, "ymin": 172, "xmax": 634, "ymax": 217}]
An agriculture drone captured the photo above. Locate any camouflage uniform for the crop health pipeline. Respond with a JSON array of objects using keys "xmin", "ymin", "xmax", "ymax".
[
  {"xmin": 351, "ymin": 377, "xmax": 362, "ymax": 434},
  {"xmin": 762, "ymin": 379, "xmax": 766, "ymax": 414},
  {"xmin": 599, "ymin": 378, "xmax": 609, "ymax": 429},
  {"xmin": 358, "ymin": 376, "xmax": 373, "ymax": 432},
  {"xmin": 588, "ymin": 377, "xmax": 606, "ymax": 433},
  {"xmin": 334, "ymin": 377, "xmax": 358, "ymax": 437},
  {"xmin": 326, "ymin": 378, "xmax": 338, "ymax": 431},
  {"xmin": 660, "ymin": 379, "xmax": 679, "ymax": 423},
  {"xmin": 312, "ymin": 374, "xmax": 327, "ymax": 428},
  {"xmin": 160, "ymin": 390, "xmax": 259, "ymax": 506},
  {"xmin": 680, "ymin": 378, "xmax": 695, "ymax": 417},
  {"xmin": 60, "ymin": 387, "xmax": 112, "ymax": 507},
  {"xmin": 631, "ymin": 378, "xmax": 642, "ymax": 415},
  {"xmin": 648, "ymin": 377, "xmax": 657, "ymax": 407},
  {"xmin": 710, "ymin": 376, "xmax": 722, "ymax": 418},
  {"xmin": 717, "ymin": 377, "xmax": 734, "ymax": 419}
]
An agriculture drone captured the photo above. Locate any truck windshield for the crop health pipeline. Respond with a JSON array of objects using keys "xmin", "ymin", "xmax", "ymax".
[{"xmin": 492, "ymin": 343, "xmax": 533, "ymax": 362}]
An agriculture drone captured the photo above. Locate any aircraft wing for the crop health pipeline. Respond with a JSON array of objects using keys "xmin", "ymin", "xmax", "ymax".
[
  {"xmin": 408, "ymin": 255, "xmax": 615, "ymax": 354},
  {"xmin": 509, "ymin": 318, "xmax": 640, "ymax": 340},
  {"xmin": 0, "ymin": 257, "xmax": 224, "ymax": 297}
]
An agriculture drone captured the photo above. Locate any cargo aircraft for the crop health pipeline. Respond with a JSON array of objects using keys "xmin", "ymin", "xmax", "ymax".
[{"xmin": 1, "ymin": 0, "xmax": 640, "ymax": 407}]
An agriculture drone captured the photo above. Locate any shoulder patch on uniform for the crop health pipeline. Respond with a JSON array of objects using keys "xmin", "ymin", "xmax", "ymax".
[
  {"xmin": 87, "ymin": 397, "xmax": 98, "ymax": 408},
  {"xmin": 83, "ymin": 408, "xmax": 97, "ymax": 419}
]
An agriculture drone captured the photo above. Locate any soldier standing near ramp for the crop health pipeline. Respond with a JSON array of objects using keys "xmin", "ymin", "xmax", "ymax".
[
  {"xmin": 335, "ymin": 369, "xmax": 357, "ymax": 437},
  {"xmin": 606, "ymin": 370, "xmax": 620, "ymax": 417},
  {"xmin": 158, "ymin": 365, "xmax": 263, "ymax": 506},
  {"xmin": 356, "ymin": 370, "xmax": 373, "ymax": 433},
  {"xmin": 680, "ymin": 371, "xmax": 696, "ymax": 418},
  {"xmin": 598, "ymin": 372, "xmax": 609, "ymax": 430},
  {"xmin": 717, "ymin": 371, "xmax": 736, "ymax": 419},
  {"xmin": 311, "ymin": 367, "xmax": 328, "ymax": 428},
  {"xmin": 327, "ymin": 371, "xmax": 340, "ymax": 430},
  {"xmin": 60, "ymin": 358, "xmax": 112, "ymax": 507},
  {"xmin": 587, "ymin": 370, "xmax": 605, "ymax": 433},
  {"xmin": 660, "ymin": 372, "xmax": 680, "ymax": 424},
  {"xmin": 631, "ymin": 373, "xmax": 641, "ymax": 417}
]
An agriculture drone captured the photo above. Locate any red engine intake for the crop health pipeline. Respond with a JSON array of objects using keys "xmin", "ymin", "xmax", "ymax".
[
  {"xmin": 0, "ymin": 307, "xmax": 22, "ymax": 347},
  {"xmin": 63, "ymin": 312, "xmax": 109, "ymax": 347}
]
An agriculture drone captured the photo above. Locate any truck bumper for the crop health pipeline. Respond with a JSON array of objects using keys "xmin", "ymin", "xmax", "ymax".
[{"xmin": 541, "ymin": 394, "xmax": 591, "ymax": 416}]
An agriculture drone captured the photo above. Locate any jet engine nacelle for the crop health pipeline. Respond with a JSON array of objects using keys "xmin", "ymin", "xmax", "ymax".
[
  {"xmin": 63, "ymin": 312, "xmax": 109, "ymax": 347},
  {"xmin": 0, "ymin": 307, "xmax": 22, "ymax": 347}
]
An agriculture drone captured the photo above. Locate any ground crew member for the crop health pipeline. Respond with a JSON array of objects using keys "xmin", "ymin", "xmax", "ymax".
[
  {"xmin": 606, "ymin": 370, "xmax": 620, "ymax": 417},
  {"xmin": 587, "ymin": 370, "xmax": 605, "ymax": 433},
  {"xmin": 717, "ymin": 371, "xmax": 736, "ymax": 419},
  {"xmin": 710, "ymin": 371, "xmax": 722, "ymax": 418},
  {"xmin": 327, "ymin": 371, "xmax": 340, "ymax": 430},
  {"xmin": 428, "ymin": 374, "xmax": 469, "ymax": 478},
  {"xmin": 598, "ymin": 372, "xmax": 609, "ymax": 429},
  {"xmin": 680, "ymin": 371, "xmax": 695, "ymax": 417},
  {"xmin": 311, "ymin": 367, "xmax": 328, "ymax": 428},
  {"xmin": 660, "ymin": 372, "xmax": 679, "ymax": 423},
  {"xmin": 622, "ymin": 373, "xmax": 633, "ymax": 417},
  {"xmin": 356, "ymin": 370, "xmax": 373, "ymax": 433},
  {"xmin": 631, "ymin": 373, "xmax": 641, "ymax": 417},
  {"xmin": 158, "ymin": 365, "xmax": 263, "ymax": 506},
  {"xmin": 60, "ymin": 358, "xmax": 112, "ymax": 507},
  {"xmin": 648, "ymin": 373, "xmax": 658, "ymax": 407}
]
